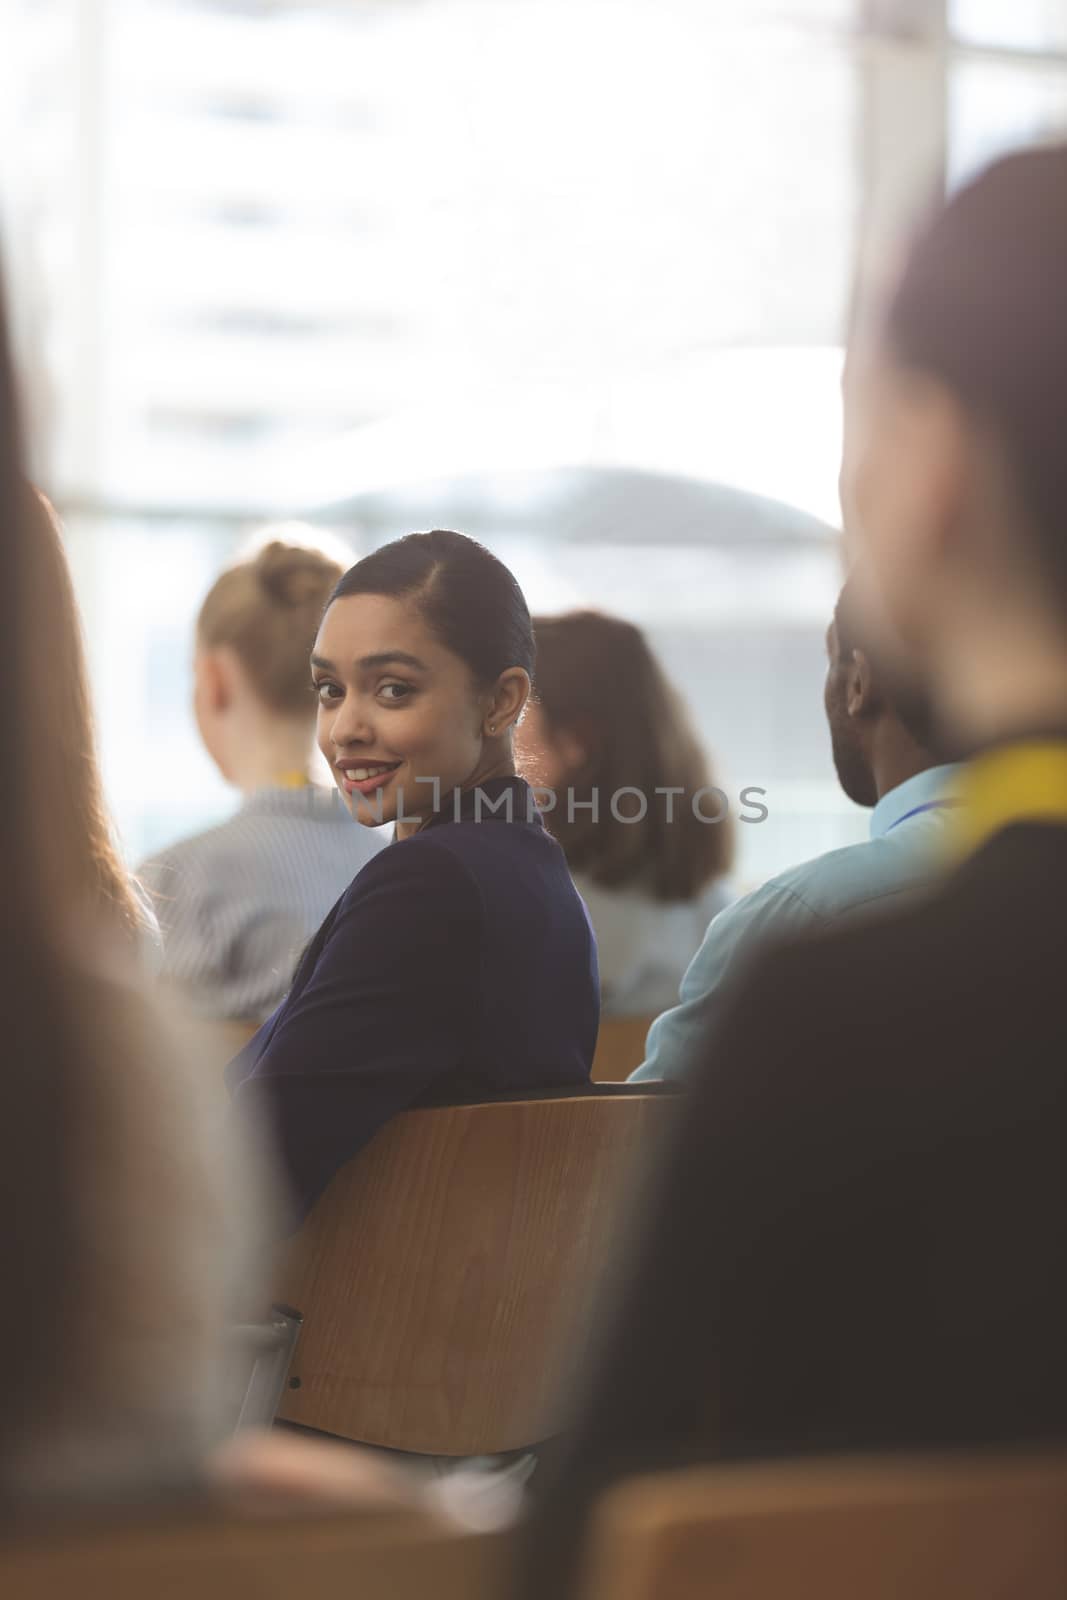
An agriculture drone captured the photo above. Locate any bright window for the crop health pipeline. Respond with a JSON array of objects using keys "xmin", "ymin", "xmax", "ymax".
[{"xmin": 3, "ymin": 1, "xmax": 1066, "ymax": 879}]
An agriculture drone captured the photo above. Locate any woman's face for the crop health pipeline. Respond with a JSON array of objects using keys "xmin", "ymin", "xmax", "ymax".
[{"xmin": 312, "ymin": 593, "xmax": 492, "ymax": 829}]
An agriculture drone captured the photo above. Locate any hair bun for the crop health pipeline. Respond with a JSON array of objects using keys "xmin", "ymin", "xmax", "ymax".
[{"xmin": 255, "ymin": 540, "xmax": 340, "ymax": 610}]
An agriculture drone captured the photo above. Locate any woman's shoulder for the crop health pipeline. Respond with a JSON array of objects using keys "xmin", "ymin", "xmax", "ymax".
[
  {"xmin": 139, "ymin": 796, "xmax": 369, "ymax": 889},
  {"xmin": 137, "ymin": 810, "xmax": 246, "ymax": 887},
  {"xmin": 571, "ymin": 871, "xmax": 735, "ymax": 951},
  {"xmin": 568, "ymin": 870, "xmax": 657, "ymax": 915},
  {"xmin": 573, "ymin": 867, "xmax": 734, "ymax": 907},
  {"xmin": 310, "ymin": 833, "xmax": 485, "ymax": 968},
  {"xmin": 336, "ymin": 827, "xmax": 483, "ymax": 909},
  {"xmin": 332, "ymin": 807, "xmax": 557, "ymax": 928}
]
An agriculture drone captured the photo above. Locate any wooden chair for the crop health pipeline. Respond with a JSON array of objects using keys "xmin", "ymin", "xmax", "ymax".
[
  {"xmin": 0, "ymin": 1504, "xmax": 510, "ymax": 1600},
  {"xmin": 591, "ymin": 1015, "xmax": 656, "ymax": 1082},
  {"xmin": 578, "ymin": 1451, "xmax": 1067, "ymax": 1600},
  {"xmin": 275, "ymin": 1088, "xmax": 672, "ymax": 1454}
]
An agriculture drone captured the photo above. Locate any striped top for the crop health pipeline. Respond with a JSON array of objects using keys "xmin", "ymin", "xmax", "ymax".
[{"xmin": 138, "ymin": 785, "xmax": 387, "ymax": 1021}]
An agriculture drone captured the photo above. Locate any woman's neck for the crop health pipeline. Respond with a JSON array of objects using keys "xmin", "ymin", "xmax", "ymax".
[
  {"xmin": 227, "ymin": 721, "xmax": 317, "ymax": 797},
  {"xmin": 462, "ymin": 750, "xmax": 518, "ymax": 791},
  {"xmin": 395, "ymin": 753, "xmax": 518, "ymax": 840}
]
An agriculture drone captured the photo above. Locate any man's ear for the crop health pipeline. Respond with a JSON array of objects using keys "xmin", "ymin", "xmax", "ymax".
[{"xmin": 846, "ymin": 649, "xmax": 874, "ymax": 719}]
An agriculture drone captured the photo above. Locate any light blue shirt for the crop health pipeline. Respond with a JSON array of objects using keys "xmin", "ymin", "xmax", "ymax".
[{"xmin": 631, "ymin": 764, "xmax": 961, "ymax": 1082}]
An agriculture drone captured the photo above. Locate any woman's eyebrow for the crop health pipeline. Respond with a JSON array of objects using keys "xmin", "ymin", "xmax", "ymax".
[
  {"xmin": 310, "ymin": 650, "xmax": 429, "ymax": 673},
  {"xmin": 356, "ymin": 651, "xmax": 428, "ymax": 672}
]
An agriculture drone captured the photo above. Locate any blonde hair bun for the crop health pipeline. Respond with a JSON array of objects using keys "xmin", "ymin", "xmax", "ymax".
[
  {"xmin": 198, "ymin": 531, "xmax": 352, "ymax": 716},
  {"xmin": 254, "ymin": 540, "xmax": 342, "ymax": 612}
]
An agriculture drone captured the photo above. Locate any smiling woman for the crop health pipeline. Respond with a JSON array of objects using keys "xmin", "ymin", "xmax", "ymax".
[
  {"xmin": 312, "ymin": 529, "xmax": 535, "ymax": 833},
  {"xmin": 227, "ymin": 530, "xmax": 599, "ymax": 1226}
]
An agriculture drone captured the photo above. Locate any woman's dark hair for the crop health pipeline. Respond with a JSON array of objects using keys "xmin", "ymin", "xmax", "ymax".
[
  {"xmin": 330, "ymin": 529, "xmax": 534, "ymax": 686},
  {"xmin": 886, "ymin": 142, "xmax": 1067, "ymax": 607},
  {"xmin": 530, "ymin": 610, "xmax": 733, "ymax": 902}
]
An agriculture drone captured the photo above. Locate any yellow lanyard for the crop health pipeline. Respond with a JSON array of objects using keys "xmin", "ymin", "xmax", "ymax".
[
  {"xmin": 273, "ymin": 770, "xmax": 312, "ymax": 790},
  {"xmin": 951, "ymin": 741, "xmax": 1067, "ymax": 860}
]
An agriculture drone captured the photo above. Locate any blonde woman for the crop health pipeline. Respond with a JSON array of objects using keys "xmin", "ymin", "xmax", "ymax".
[{"xmin": 140, "ymin": 537, "xmax": 385, "ymax": 1021}]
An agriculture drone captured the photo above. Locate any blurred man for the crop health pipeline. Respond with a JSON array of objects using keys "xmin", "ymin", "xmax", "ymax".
[
  {"xmin": 522, "ymin": 144, "xmax": 1067, "ymax": 1598},
  {"xmin": 634, "ymin": 578, "xmax": 959, "ymax": 1081}
]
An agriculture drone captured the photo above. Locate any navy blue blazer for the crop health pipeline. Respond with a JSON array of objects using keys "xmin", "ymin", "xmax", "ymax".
[{"xmin": 227, "ymin": 776, "xmax": 599, "ymax": 1225}]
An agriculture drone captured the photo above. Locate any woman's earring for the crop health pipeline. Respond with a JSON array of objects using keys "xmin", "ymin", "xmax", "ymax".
[{"xmin": 487, "ymin": 723, "xmax": 496, "ymax": 734}]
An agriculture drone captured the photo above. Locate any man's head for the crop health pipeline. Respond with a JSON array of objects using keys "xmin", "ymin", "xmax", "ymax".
[{"xmin": 824, "ymin": 579, "xmax": 938, "ymax": 808}]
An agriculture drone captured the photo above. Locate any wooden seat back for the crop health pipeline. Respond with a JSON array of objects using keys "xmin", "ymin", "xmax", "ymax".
[
  {"xmin": 0, "ymin": 1506, "xmax": 509, "ymax": 1600},
  {"xmin": 590, "ymin": 1016, "xmax": 655, "ymax": 1082},
  {"xmin": 277, "ymin": 1091, "xmax": 671, "ymax": 1454},
  {"xmin": 579, "ymin": 1451, "xmax": 1067, "ymax": 1600}
]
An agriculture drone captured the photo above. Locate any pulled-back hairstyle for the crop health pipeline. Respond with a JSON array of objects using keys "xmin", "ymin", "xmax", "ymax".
[
  {"xmin": 530, "ymin": 610, "xmax": 732, "ymax": 902},
  {"xmin": 330, "ymin": 528, "xmax": 535, "ymax": 687},
  {"xmin": 886, "ymin": 143, "xmax": 1067, "ymax": 609},
  {"xmin": 198, "ymin": 537, "xmax": 344, "ymax": 716}
]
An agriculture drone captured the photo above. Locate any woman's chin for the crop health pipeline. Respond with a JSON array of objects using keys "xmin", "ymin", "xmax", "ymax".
[
  {"xmin": 352, "ymin": 797, "xmax": 396, "ymax": 828},
  {"xmin": 344, "ymin": 773, "xmax": 443, "ymax": 830}
]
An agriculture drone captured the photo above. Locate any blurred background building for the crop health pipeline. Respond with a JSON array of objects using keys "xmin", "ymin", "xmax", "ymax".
[{"xmin": 1, "ymin": 0, "xmax": 1065, "ymax": 879}]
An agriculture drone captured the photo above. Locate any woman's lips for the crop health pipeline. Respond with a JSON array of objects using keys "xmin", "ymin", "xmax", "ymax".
[{"xmin": 337, "ymin": 762, "xmax": 402, "ymax": 797}]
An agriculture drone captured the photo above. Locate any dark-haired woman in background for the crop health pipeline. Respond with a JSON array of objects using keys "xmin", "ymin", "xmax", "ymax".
[
  {"xmin": 227, "ymin": 530, "xmax": 599, "ymax": 1225},
  {"xmin": 517, "ymin": 611, "xmax": 734, "ymax": 1017},
  {"xmin": 141, "ymin": 536, "xmax": 385, "ymax": 1022}
]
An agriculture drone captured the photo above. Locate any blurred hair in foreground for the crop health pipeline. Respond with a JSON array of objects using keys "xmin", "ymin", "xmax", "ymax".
[
  {"xmin": 0, "ymin": 256, "xmax": 270, "ymax": 1502},
  {"xmin": 517, "ymin": 139, "xmax": 1067, "ymax": 1600},
  {"xmin": 21, "ymin": 485, "xmax": 159, "ymax": 948}
]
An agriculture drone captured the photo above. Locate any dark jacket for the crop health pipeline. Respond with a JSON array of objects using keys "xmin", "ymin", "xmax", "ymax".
[
  {"xmin": 524, "ymin": 819, "xmax": 1067, "ymax": 1596},
  {"xmin": 228, "ymin": 777, "xmax": 598, "ymax": 1224}
]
